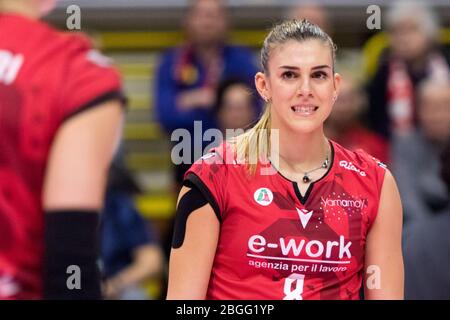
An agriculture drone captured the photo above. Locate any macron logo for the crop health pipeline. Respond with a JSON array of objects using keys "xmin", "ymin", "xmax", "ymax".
[{"xmin": 296, "ymin": 208, "xmax": 313, "ymax": 229}]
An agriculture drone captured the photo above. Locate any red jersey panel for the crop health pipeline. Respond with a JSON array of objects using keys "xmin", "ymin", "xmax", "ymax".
[
  {"xmin": 0, "ymin": 14, "xmax": 123, "ymax": 299},
  {"xmin": 185, "ymin": 140, "xmax": 386, "ymax": 300}
]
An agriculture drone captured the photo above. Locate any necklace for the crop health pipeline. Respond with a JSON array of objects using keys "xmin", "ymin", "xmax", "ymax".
[
  {"xmin": 276, "ymin": 141, "xmax": 331, "ymax": 184},
  {"xmin": 301, "ymin": 155, "xmax": 329, "ymax": 183}
]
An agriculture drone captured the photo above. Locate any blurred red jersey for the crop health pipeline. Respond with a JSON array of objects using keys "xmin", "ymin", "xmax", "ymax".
[
  {"xmin": 185, "ymin": 140, "xmax": 386, "ymax": 300},
  {"xmin": 333, "ymin": 125, "xmax": 390, "ymax": 165},
  {"xmin": 0, "ymin": 14, "xmax": 123, "ymax": 299}
]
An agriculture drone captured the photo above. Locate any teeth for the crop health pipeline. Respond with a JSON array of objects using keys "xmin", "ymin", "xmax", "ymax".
[{"xmin": 292, "ymin": 106, "xmax": 316, "ymax": 113}]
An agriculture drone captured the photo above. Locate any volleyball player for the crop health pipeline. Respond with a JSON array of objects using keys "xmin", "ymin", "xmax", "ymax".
[
  {"xmin": 167, "ymin": 20, "xmax": 404, "ymax": 300},
  {"xmin": 0, "ymin": 0, "xmax": 125, "ymax": 299}
]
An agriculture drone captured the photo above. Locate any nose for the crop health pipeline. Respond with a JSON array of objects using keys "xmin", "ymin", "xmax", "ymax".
[{"xmin": 297, "ymin": 77, "xmax": 313, "ymax": 97}]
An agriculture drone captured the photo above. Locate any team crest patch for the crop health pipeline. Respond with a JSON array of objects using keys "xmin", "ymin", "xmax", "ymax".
[{"xmin": 254, "ymin": 188, "xmax": 273, "ymax": 206}]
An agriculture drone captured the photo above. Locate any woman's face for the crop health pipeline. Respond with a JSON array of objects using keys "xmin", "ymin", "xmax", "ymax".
[
  {"xmin": 389, "ymin": 19, "xmax": 429, "ymax": 62},
  {"xmin": 256, "ymin": 39, "xmax": 340, "ymax": 135},
  {"xmin": 218, "ymin": 84, "xmax": 255, "ymax": 131},
  {"xmin": 185, "ymin": 0, "xmax": 227, "ymax": 47}
]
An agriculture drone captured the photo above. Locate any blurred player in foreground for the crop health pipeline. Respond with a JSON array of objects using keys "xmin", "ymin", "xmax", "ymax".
[{"xmin": 0, "ymin": 0, "xmax": 125, "ymax": 299}]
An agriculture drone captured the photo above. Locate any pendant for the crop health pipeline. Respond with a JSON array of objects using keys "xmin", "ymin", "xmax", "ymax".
[{"xmin": 302, "ymin": 175, "xmax": 311, "ymax": 183}]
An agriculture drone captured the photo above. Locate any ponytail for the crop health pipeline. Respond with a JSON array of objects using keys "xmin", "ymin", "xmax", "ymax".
[{"xmin": 234, "ymin": 105, "xmax": 272, "ymax": 175}]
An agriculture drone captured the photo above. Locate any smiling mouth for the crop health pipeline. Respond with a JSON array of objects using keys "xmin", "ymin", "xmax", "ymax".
[{"xmin": 291, "ymin": 105, "xmax": 319, "ymax": 116}]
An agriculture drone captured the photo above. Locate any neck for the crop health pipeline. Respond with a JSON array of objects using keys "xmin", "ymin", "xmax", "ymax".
[
  {"xmin": 274, "ymin": 125, "xmax": 330, "ymax": 173},
  {"xmin": 0, "ymin": 0, "xmax": 40, "ymax": 19},
  {"xmin": 324, "ymin": 124, "xmax": 339, "ymax": 141}
]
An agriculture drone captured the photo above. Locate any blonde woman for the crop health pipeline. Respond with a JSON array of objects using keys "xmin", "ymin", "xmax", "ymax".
[{"xmin": 167, "ymin": 20, "xmax": 403, "ymax": 300}]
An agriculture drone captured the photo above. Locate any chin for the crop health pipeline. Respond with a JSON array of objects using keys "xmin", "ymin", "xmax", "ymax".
[{"xmin": 287, "ymin": 120, "xmax": 322, "ymax": 135}]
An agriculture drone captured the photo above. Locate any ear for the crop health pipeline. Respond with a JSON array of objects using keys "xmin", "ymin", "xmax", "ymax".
[
  {"xmin": 333, "ymin": 72, "xmax": 342, "ymax": 99},
  {"xmin": 255, "ymin": 71, "xmax": 270, "ymax": 102}
]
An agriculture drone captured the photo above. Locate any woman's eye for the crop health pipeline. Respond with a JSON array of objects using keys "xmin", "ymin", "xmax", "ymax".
[
  {"xmin": 282, "ymin": 71, "xmax": 297, "ymax": 79},
  {"xmin": 312, "ymin": 72, "xmax": 328, "ymax": 79}
]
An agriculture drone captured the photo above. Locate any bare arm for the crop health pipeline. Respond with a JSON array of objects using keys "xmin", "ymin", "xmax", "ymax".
[
  {"xmin": 104, "ymin": 244, "xmax": 164, "ymax": 299},
  {"xmin": 364, "ymin": 169, "xmax": 404, "ymax": 299},
  {"xmin": 43, "ymin": 100, "xmax": 124, "ymax": 210},
  {"xmin": 176, "ymin": 87, "xmax": 216, "ymax": 111},
  {"xmin": 41, "ymin": 100, "xmax": 124, "ymax": 298},
  {"xmin": 166, "ymin": 186, "xmax": 220, "ymax": 300}
]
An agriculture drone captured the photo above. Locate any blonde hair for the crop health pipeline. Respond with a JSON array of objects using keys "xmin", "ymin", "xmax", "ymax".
[
  {"xmin": 234, "ymin": 106, "xmax": 272, "ymax": 175},
  {"xmin": 233, "ymin": 19, "xmax": 336, "ymax": 174}
]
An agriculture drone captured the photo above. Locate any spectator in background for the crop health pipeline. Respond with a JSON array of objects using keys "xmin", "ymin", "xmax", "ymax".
[
  {"xmin": 154, "ymin": 0, "xmax": 259, "ymax": 188},
  {"xmin": 392, "ymin": 79, "xmax": 450, "ymax": 223},
  {"xmin": 214, "ymin": 78, "xmax": 259, "ymax": 137},
  {"xmin": 403, "ymin": 138, "xmax": 450, "ymax": 299},
  {"xmin": 325, "ymin": 71, "xmax": 389, "ymax": 164},
  {"xmin": 367, "ymin": 0, "xmax": 450, "ymax": 139},
  {"xmin": 101, "ymin": 163, "xmax": 164, "ymax": 300},
  {"xmin": 155, "ymin": 0, "xmax": 259, "ymax": 267}
]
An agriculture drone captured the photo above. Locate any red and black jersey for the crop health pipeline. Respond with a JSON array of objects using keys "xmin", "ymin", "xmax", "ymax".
[
  {"xmin": 0, "ymin": 13, "xmax": 124, "ymax": 299},
  {"xmin": 185, "ymin": 140, "xmax": 386, "ymax": 300}
]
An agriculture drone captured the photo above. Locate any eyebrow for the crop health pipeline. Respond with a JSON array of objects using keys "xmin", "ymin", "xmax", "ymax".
[{"xmin": 279, "ymin": 65, "xmax": 332, "ymax": 70}]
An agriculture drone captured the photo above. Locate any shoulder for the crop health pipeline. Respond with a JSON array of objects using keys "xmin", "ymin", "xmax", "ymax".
[
  {"xmin": 6, "ymin": 14, "xmax": 58, "ymax": 41},
  {"xmin": 65, "ymin": 34, "xmax": 115, "ymax": 67},
  {"xmin": 157, "ymin": 47, "xmax": 182, "ymax": 65},
  {"xmin": 333, "ymin": 140, "xmax": 387, "ymax": 171},
  {"xmin": 183, "ymin": 142, "xmax": 239, "ymax": 216},
  {"xmin": 43, "ymin": 32, "xmax": 118, "ymax": 75},
  {"xmin": 155, "ymin": 47, "xmax": 189, "ymax": 79},
  {"xmin": 332, "ymin": 140, "xmax": 387, "ymax": 188},
  {"xmin": 15, "ymin": 20, "xmax": 85, "ymax": 60},
  {"xmin": 191, "ymin": 141, "xmax": 236, "ymax": 167},
  {"xmin": 224, "ymin": 45, "xmax": 256, "ymax": 60},
  {"xmin": 186, "ymin": 141, "xmax": 243, "ymax": 179},
  {"xmin": 40, "ymin": 31, "xmax": 93, "ymax": 57},
  {"xmin": 53, "ymin": 34, "xmax": 123, "ymax": 120},
  {"xmin": 60, "ymin": 31, "xmax": 92, "ymax": 47},
  {"xmin": 8, "ymin": 17, "xmax": 99, "ymax": 67},
  {"xmin": 158, "ymin": 47, "xmax": 177, "ymax": 60}
]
